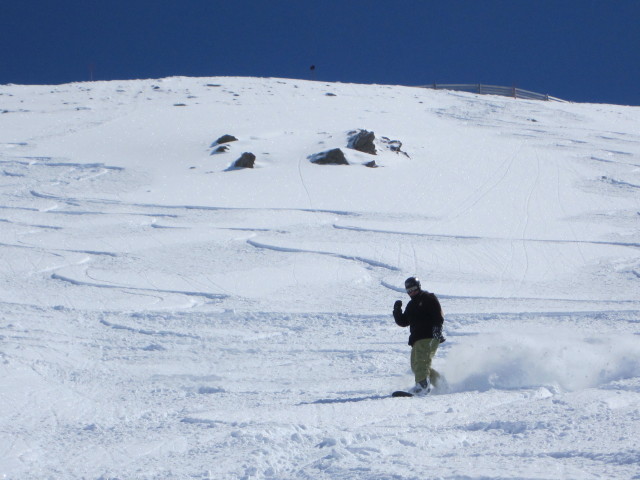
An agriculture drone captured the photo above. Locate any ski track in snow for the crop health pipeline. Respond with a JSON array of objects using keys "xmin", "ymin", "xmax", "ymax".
[
  {"xmin": 1, "ymin": 77, "xmax": 639, "ymax": 479},
  {"xmin": 333, "ymin": 223, "xmax": 640, "ymax": 249}
]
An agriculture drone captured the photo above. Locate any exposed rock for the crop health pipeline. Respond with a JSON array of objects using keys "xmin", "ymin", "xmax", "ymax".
[
  {"xmin": 381, "ymin": 136, "xmax": 410, "ymax": 158},
  {"xmin": 211, "ymin": 145, "xmax": 230, "ymax": 155},
  {"xmin": 215, "ymin": 134, "xmax": 238, "ymax": 145},
  {"xmin": 233, "ymin": 152, "xmax": 256, "ymax": 169},
  {"xmin": 309, "ymin": 148, "xmax": 348, "ymax": 165},
  {"xmin": 348, "ymin": 129, "xmax": 376, "ymax": 155},
  {"xmin": 364, "ymin": 160, "xmax": 378, "ymax": 168}
]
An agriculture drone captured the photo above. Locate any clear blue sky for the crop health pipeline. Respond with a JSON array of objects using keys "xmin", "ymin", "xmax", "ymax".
[{"xmin": 2, "ymin": 0, "xmax": 639, "ymax": 105}]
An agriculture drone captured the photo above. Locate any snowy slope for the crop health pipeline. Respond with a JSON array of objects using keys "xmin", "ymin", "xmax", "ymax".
[{"xmin": 0, "ymin": 76, "xmax": 639, "ymax": 479}]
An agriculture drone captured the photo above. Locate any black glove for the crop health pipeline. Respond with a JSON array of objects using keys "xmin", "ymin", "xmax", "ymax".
[{"xmin": 394, "ymin": 300, "xmax": 402, "ymax": 311}]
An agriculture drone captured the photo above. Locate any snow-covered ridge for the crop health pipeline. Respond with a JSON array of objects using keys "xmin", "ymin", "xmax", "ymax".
[{"xmin": 1, "ymin": 76, "xmax": 639, "ymax": 479}]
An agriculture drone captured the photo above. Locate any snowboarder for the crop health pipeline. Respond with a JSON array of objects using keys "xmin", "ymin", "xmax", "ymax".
[{"xmin": 393, "ymin": 277, "xmax": 445, "ymax": 396}]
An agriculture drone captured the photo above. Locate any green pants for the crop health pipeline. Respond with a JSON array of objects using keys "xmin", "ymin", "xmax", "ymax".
[{"xmin": 411, "ymin": 338, "xmax": 440, "ymax": 386}]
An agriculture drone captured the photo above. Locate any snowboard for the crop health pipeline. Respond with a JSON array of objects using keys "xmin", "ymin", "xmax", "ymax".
[{"xmin": 391, "ymin": 390, "xmax": 414, "ymax": 397}]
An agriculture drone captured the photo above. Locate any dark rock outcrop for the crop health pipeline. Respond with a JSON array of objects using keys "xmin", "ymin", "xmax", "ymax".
[
  {"xmin": 381, "ymin": 136, "xmax": 410, "ymax": 158},
  {"xmin": 233, "ymin": 152, "xmax": 256, "ymax": 169},
  {"xmin": 211, "ymin": 145, "xmax": 230, "ymax": 155},
  {"xmin": 215, "ymin": 134, "xmax": 238, "ymax": 145},
  {"xmin": 348, "ymin": 130, "xmax": 376, "ymax": 155},
  {"xmin": 309, "ymin": 148, "xmax": 348, "ymax": 165}
]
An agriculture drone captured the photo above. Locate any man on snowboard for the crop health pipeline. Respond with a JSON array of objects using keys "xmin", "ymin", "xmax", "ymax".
[{"xmin": 393, "ymin": 277, "xmax": 445, "ymax": 396}]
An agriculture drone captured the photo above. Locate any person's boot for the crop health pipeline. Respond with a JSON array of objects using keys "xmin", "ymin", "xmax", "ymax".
[{"xmin": 408, "ymin": 378, "xmax": 432, "ymax": 396}]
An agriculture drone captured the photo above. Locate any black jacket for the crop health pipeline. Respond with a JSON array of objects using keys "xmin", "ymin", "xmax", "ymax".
[{"xmin": 393, "ymin": 290, "xmax": 444, "ymax": 346}]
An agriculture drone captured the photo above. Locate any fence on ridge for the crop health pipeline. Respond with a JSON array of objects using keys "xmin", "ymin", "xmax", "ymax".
[{"xmin": 418, "ymin": 84, "xmax": 567, "ymax": 102}]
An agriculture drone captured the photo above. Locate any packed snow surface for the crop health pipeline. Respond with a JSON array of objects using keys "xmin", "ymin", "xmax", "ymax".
[{"xmin": 1, "ymin": 76, "xmax": 639, "ymax": 479}]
